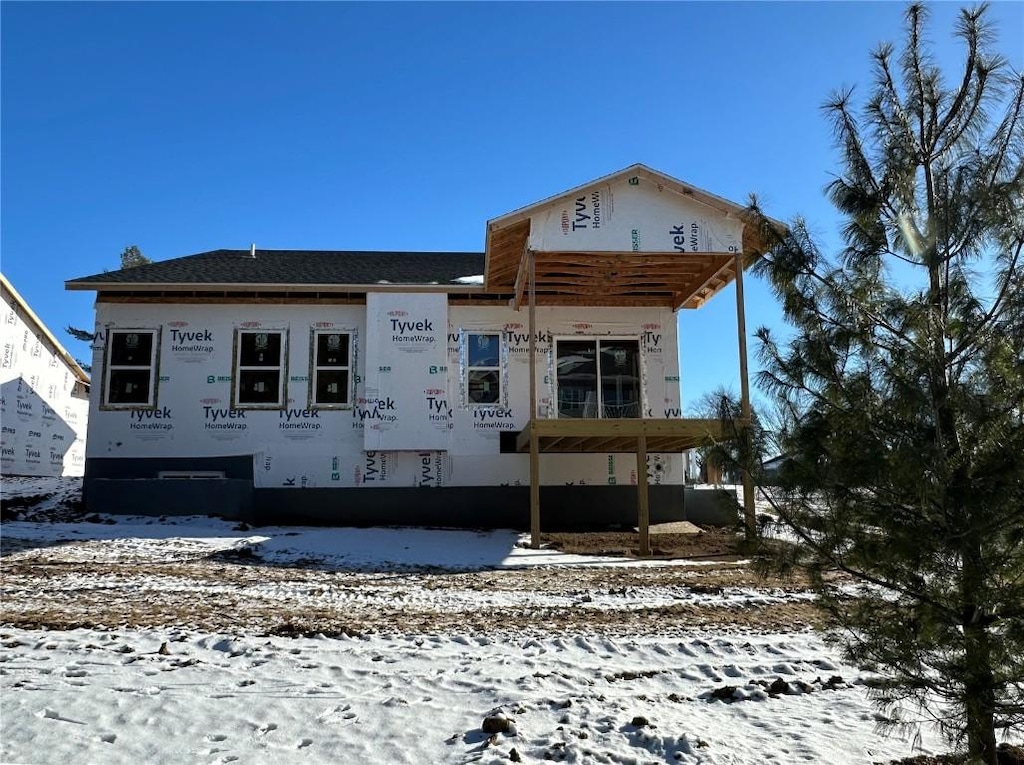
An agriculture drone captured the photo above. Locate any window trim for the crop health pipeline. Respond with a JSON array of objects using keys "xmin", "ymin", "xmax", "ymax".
[
  {"xmin": 308, "ymin": 328, "xmax": 355, "ymax": 409},
  {"xmin": 461, "ymin": 330, "xmax": 506, "ymax": 408},
  {"xmin": 232, "ymin": 328, "xmax": 288, "ymax": 410},
  {"xmin": 100, "ymin": 327, "xmax": 160, "ymax": 410},
  {"xmin": 552, "ymin": 335, "xmax": 643, "ymax": 420}
]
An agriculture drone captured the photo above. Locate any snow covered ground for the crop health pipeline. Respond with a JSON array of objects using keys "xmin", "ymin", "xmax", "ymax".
[{"xmin": 0, "ymin": 478, "xmax": 948, "ymax": 764}]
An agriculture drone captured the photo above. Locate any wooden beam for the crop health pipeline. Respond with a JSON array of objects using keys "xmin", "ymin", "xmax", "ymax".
[
  {"xmin": 734, "ymin": 252, "xmax": 757, "ymax": 539},
  {"xmin": 585, "ymin": 435, "xmax": 630, "ymax": 452},
  {"xmin": 512, "ymin": 245, "xmax": 532, "ymax": 310},
  {"xmin": 526, "ymin": 295, "xmax": 672, "ymax": 308},
  {"xmin": 530, "ymin": 430, "xmax": 540, "ymax": 550},
  {"xmin": 672, "ymin": 256, "xmax": 734, "ymax": 310},
  {"xmin": 637, "ymin": 433, "xmax": 650, "ymax": 557},
  {"xmin": 529, "ymin": 248, "xmax": 541, "ymax": 550}
]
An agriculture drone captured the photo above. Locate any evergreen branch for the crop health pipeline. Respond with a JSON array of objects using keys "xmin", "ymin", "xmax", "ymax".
[
  {"xmin": 932, "ymin": 7, "xmax": 986, "ymax": 158},
  {"xmin": 948, "ymin": 239, "xmax": 1023, "ymax": 361}
]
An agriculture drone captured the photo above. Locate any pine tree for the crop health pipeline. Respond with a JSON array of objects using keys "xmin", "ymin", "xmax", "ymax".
[
  {"xmin": 119, "ymin": 245, "xmax": 150, "ymax": 269},
  {"xmin": 744, "ymin": 4, "xmax": 1023, "ymax": 762}
]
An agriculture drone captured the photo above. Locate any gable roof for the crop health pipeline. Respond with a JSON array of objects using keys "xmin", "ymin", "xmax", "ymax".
[
  {"xmin": 66, "ymin": 249, "xmax": 487, "ymax": 292},
  {"xmin": 1, "ymin": 273, "xmax": 90, "ymax": 384},
  {"xmin": 483, "ymin": 163, "xmax": 785, "ymax": 310},
  {"xmin": 487, "ymin": 163, "xmax": 767, "ymax": 234},
  {"xmin": 65, "ymin": 164, "xmax": 784, "ymax": 310}
]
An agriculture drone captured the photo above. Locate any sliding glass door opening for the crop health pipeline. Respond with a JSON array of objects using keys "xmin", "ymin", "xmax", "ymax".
[{"xmin": 555, "ymin": 339, "xmax": 641, "ymax": 419}]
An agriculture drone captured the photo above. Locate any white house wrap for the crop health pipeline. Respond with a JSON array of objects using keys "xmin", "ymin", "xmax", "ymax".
[
  {"xmin": 66, "ymin": 164, "xmax": 778, "ymax": 528},
  {"xmin": 1, "ymin": 274, "xmax": 89, "ymax": 477},
  {"xmin": 364, "ymin": 292, "xmax": 450, "ymax": 451}
]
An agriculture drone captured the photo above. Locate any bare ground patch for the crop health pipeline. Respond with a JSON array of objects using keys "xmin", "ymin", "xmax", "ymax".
[
  {"xmin": 540, "ymin": 528, "xmax": 745, "ymax": 560},
  {"xmin": 1, "ymin": 547, "xmax": 823, "ymax": 636}
]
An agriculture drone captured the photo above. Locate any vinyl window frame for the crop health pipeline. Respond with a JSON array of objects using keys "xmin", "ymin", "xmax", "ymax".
[
  {"xmin": 232, "ymin": 328, "xmax": 288, "ymax": 409},
  {"xmin": 461, "ymin": 330, "xmax": 506, "ymax": 408},
  {"xmin": 552, "ymin": 335, "xmax": 643, "ymax": 420},
  {"xmin": 101, "ymin": 327, "xmax": 160, "ymax": 410},
  {"xmin": 308, "ymin": 328, "xmax": 355, "ymax": 409}
]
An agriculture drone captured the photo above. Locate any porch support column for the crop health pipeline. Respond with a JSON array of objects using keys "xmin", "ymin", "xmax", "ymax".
[
  {"xmin": 528, "ymin": 249, "xmax": 541, "ymax": 549},
  {"xmin": 734, "ymin": 252, "xmax": 757, "ymax": 539},
  {"xmin": 637, "ymin": 432, "xmax": 650, "ymax": 556}
]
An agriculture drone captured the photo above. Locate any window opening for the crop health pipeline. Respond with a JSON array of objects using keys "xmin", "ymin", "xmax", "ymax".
[
  {"xmin": 311, "ymin": 330, "xmax": 352, "ymax": 406},
  {"xmin": 235, "ymin": 330, "xmax": 285, "ymax": 407},
  {"xmin": 104, "ymin": 329, "xmax": 157, "ymax": 406},
  {"xmin": 466, "ymin": 332, "xmax": 501, "ymax": 405},
  {"xmin": 555, "ymin": 339, "xmax": 640, "ymax": 418}
]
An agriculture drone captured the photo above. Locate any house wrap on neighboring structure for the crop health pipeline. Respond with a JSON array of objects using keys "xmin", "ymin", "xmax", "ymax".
[
  {"xmin": 1, "ymin": 273, "xmax": 90, "ymax": 477},
  {"xmin": 66, "ymin": 165, "xmax": 776, "ymax": 529}
]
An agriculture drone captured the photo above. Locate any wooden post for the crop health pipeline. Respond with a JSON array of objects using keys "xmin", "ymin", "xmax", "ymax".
[
  {"xmin": 528, "ymin": 249, "xmax": 541, "ymax": 549},
  {"xmin": 734, "ymin": 252, "xmax": 757, "ymax": 538},
  {"xmin": 530, "ymin": 431, "xmax": 540, "ymax": 549},
  {"xmin": 637, "ymin": 432, "xmax": 650, "ymax": 556}
]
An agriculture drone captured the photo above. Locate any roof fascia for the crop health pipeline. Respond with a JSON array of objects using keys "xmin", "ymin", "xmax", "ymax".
[{"xmin": 65, "ymin": 281, "xmax": 490, "ymax": 295}]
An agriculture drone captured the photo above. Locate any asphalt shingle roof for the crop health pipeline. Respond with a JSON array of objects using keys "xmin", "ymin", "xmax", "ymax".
[{"xmin": 66, "ymin": 249, "xmax": 487, "ymax": 288}]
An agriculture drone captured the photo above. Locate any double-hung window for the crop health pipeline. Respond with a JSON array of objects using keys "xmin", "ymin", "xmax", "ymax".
[
  {"xmin": 465, "ymin": 332, "xmax": 502, "ymax": 405},
  {"xmin": 555, "ymin": 338, "xmax": 641, "ymax": 419},
  {"xmin": 310, "ymin": 330, "xmax": 352, "ymax": 407},
  {"xmin": 234, "ymin": 329, "xmax": 286, "ymax": 407},
  {"xmin": 104, "ymin": 329, "xmax": 159, "ymax": 407}
]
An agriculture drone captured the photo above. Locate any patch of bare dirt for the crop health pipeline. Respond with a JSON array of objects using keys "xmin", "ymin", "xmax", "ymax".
[
  {"xmin": 1, "ymin": 548, "xmax": 823, "ymax": 636},
  {"xmin": 880, "ymin": 744, "xmax": 1024, "ymax": 765},
  {"xmin": 541, "ymin": 528, "xmax": 744, "ymax": 560}
]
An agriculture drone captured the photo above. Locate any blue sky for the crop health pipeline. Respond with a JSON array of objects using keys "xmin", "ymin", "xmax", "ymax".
[{"xmin": 3, "ymin": 1, "xmax": 1021, "ymax": 408}]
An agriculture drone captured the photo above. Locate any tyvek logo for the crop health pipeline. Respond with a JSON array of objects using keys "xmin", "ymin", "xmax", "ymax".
[
  {"xmin": 351, "ymin": 397, "xmax": 398, "ymax": 429},
  {"xmin": 170, "ymin": 327, "xmax": 214, "ymax": 354},
  {"xmin": 561, "ymin": 195, "xmax": 599, "ymax": 234},
  {"xmin": 473, "ymin": 407, "xmax": 516, "ymax": 430},
  {"xmin": 417, "ymin": 452, "xmax": 446, "ymax": 488},
  {"xmin": 503, "ymin": 329, "xmax": 547, "ymax": 356},
  {"xmin": 641, "ymin": 330, "xmax": 662, "ymax": 351},
  {"xmin": 129, "ymin": 407, "xmax": 174, "ymax": 431},
  {"xmin": 361, "ymin": 450, "xmax": 389, "ymax": 483},
  {"xmin": 205, "ymin": 406, "xmax": 247, "ymax": 432},
  {"xmin": 390, "ymin": 318, "xmax": 436, "ymax": 345},
  {"xmin": 426, "ymin": 396, "xmax": 451, "ymax": 423},
  {"xmin": 279, "ymin": 408, "xmax": 321, "ymax": 431}
]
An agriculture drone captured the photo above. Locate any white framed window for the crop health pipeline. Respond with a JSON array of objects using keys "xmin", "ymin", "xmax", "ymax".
[
  {"xmin": 554, "ymin": 337, "xmax": 641, "ymax": 419},
  {"xmin": 310, "ymin": 329, "xmax": 353, "ymax": 407},
  {"xmin": 103, "ymin": 329, "xmax": 159, "ymax": 408},
  {"xmin": 233, "ymin": 329, "xmax": 287, "ymax": 408},
  {"xmin": 464, "ymin": 332, "xmax": 503, "ymax": 405}
]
